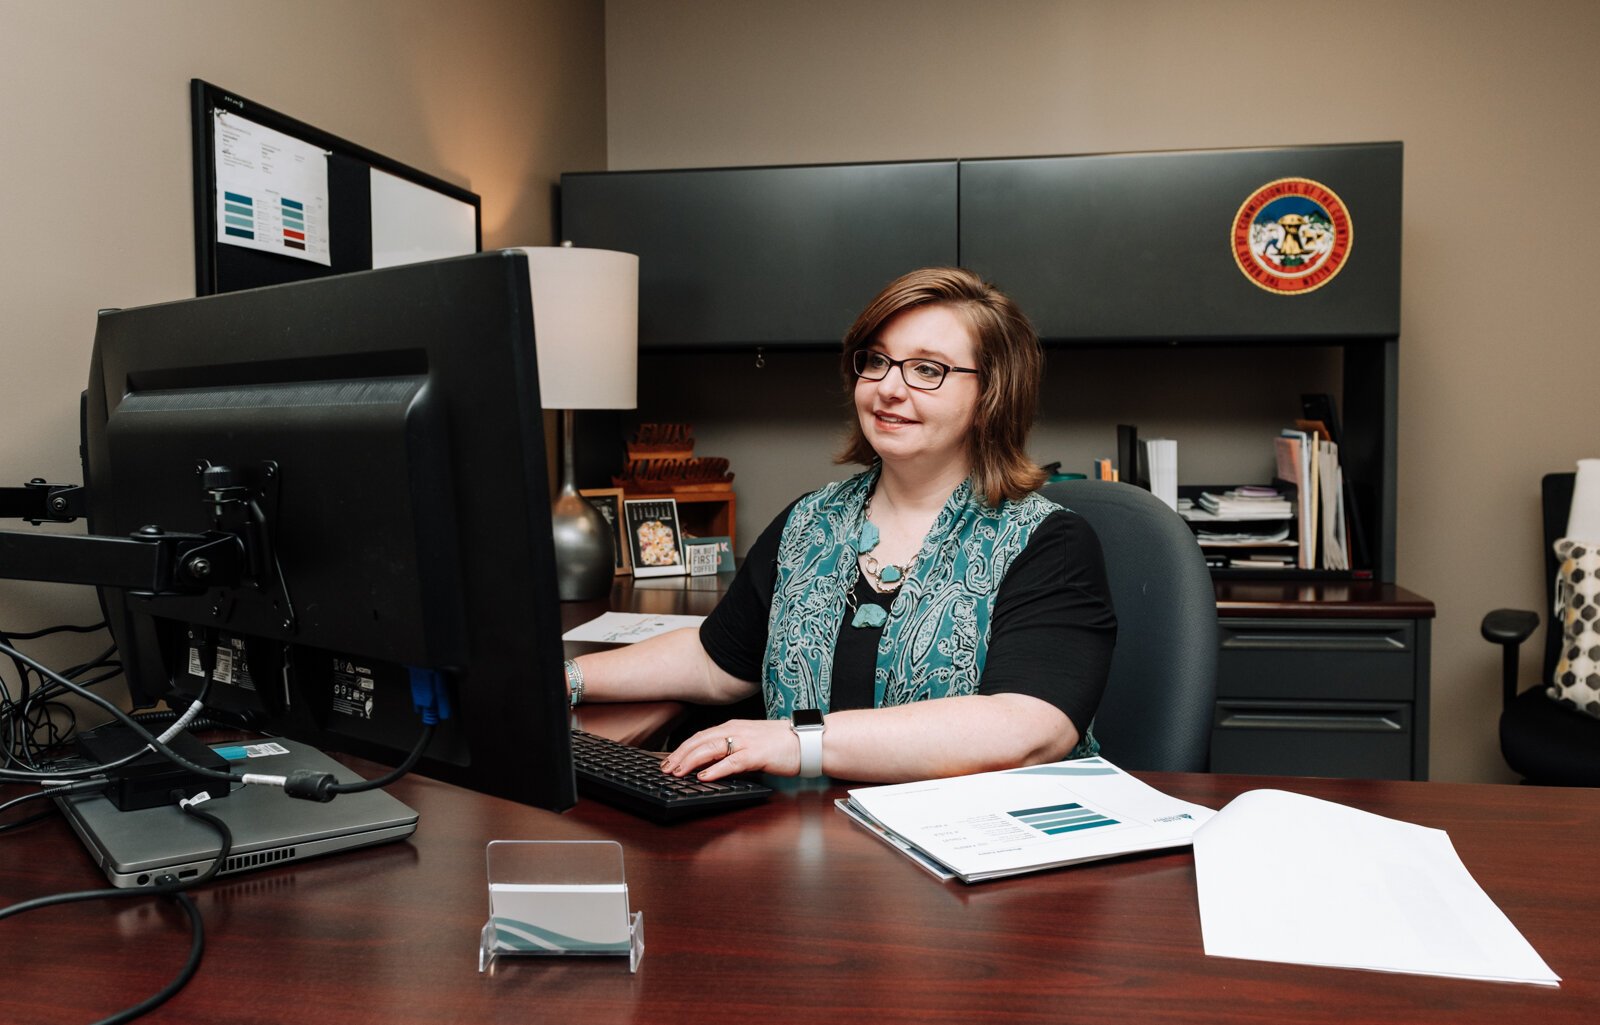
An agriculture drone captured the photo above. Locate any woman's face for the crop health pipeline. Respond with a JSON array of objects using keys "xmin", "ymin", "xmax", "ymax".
[{"xmin": 853, "ymin": 303, "xmax": 981, "ymax": 477}]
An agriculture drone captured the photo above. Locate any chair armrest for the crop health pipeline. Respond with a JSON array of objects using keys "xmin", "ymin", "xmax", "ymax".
[
  {"xmin": 1481, "ymin": 608, "xmax": 1541, "ymax": 710},
  {"xmin": 1481, "ymin": 608, "xmax": 1539, "ymax": 645}
]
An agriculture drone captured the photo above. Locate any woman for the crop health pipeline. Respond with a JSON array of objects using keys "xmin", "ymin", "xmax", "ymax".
[{"xmin": 568, "ymin": 267, "xmax": 1116, "ymax": 783}]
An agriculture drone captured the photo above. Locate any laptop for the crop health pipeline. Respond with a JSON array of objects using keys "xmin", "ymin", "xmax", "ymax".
[{"xmin": 57, "ymin": 737, "xmax": 420, "ymax": 889}]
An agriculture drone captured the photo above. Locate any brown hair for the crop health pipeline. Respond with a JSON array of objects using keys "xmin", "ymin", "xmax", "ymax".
[{"xmin": 836, "ymin": 267, "xmax": 1046, "ymax": 506}]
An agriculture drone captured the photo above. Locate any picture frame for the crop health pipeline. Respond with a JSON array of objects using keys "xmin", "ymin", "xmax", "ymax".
[
  {"xmin": 622, "ymin": 498, "xmax": 686, "ymax": 578},
  {"xmin": 579, "ymin": 488, "xmax": 629, "ymax": 575}
]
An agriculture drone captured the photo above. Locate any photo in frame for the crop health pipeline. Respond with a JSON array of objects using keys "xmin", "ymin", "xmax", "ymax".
[
  {"xmin": 578, "ymin": 488, "xmax": 629, "ymax": 575},
  {"xmin": 622, "ymin": 498, "xmax": 686, "ymax": 578}
]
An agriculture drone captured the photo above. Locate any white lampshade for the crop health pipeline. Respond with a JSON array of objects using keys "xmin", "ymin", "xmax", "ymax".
[
  {"xmin": 519, "ymin": 245, "xmax": 639, "ymax": 410},
  {"xmin": 1568, "ymin": 458, "xmax": 1600, "ymax": 541}
]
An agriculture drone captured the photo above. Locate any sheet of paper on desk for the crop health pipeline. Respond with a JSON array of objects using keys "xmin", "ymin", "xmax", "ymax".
[
  {"xmin": 562, "ymin": 612, "xmax": 707, "ymax": 644},
  {"xmin": 1192, "ymin": 789, "xmax": 1559, "ymax": 986}
]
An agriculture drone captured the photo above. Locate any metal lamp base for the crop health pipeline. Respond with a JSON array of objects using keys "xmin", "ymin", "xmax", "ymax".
[{"xmin": 550, "ymin": 483, "xmax": 614, "ymax": 602}]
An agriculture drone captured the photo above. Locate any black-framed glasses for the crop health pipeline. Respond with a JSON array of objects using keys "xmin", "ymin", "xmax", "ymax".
[{"xmin": 852, "ymin": 350, "xmax": 979, "ymax": 391}]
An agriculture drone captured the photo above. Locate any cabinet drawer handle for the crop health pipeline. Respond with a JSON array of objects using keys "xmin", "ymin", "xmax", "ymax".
[
  {"xmin": 1217, "ymin": 712, "xmax": 1403, "ymax": 733},
  {"xmin": 1221, "ymin": 632, "xmax": 1407, "ymax": 653}
]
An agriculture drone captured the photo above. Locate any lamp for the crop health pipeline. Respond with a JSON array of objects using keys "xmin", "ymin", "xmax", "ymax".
[{"xmin": 522, "ymin": 245, "xmax": 639, "ymax": 601}]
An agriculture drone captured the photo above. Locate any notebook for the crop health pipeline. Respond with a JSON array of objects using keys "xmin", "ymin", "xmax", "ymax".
[{"xmin": 57, "ymin": 737, "xmax": 419, "ymax": 889}]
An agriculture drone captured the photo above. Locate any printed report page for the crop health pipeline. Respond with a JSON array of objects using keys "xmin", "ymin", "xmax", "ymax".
[{"xmin": 846, "ymin": 758, "xmax": 1216, "ymax": 881}]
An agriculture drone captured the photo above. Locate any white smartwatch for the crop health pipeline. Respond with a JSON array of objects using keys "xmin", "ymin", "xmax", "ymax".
[{"xmin": 791, "ymin": 708, "xmax": 825, "ymax": 777}]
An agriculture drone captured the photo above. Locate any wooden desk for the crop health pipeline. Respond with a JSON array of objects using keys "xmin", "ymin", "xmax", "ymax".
[
  {"xmin": 4, "ymin": 767, "xmax": 1595, "ymax": 1024},
  {"xmin": 559, "ymin": 575, "xmax": 737, "ymax": 747}
]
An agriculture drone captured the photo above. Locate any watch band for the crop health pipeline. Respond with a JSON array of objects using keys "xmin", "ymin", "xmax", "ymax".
[{"xmin": 792, "ymin": 711, "xmax": 825, "ymax": 777}]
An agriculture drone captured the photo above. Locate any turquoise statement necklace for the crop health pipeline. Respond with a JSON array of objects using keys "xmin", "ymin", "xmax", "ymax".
[{"xmin": 848, "ymin": 495, "xmax": 911, "ymax": 629}]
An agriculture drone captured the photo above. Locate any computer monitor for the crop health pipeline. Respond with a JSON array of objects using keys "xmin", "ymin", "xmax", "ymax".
[{"xmin": 81, "ymin": 250, "xmax": 575, "ymax": 811}]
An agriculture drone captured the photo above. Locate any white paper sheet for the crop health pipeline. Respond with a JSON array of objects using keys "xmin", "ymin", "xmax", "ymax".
[
  {"xmin": 1193, "ymin": 789, "xmax": 1559, "ymax": 986},
  {"xmin": 214, "ymin": 111, "xmax": 331, "ymax": 266},
  {"xmin": 561, "ymin": 612, "xmax": 706, "ymax": 644}
]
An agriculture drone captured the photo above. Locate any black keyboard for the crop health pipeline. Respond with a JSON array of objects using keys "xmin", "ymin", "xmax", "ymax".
[{"xmin": 570, "ymin": 729, "xmax": 772, "ymax": 823}]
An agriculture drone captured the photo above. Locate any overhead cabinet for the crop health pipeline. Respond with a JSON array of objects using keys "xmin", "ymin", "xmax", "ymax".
[
  {"xmin": 561, "ymin": 143, "xmax": 1400, "ymax": 347},
  {"xmin": 560, "ymin": 161, "xmax": 958, "ymax": 349},
  {"xmin": 959, "ymin": 143, "xmax": 1402, "ymax": 342}
]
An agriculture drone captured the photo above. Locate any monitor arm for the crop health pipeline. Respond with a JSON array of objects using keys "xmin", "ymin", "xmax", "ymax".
[
  {"xmin": 0, "ymin": 462, "xmax": 279, "ymax": 600},
  {"xmin": 0, "ymin": 478, "xmax": 85, "ymax": 524}
]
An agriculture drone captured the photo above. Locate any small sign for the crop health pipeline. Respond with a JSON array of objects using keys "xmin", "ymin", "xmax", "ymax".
[
  {"xmin": 685, "ymin": 541, "xmax": 721, "ymax": 576},
  {"xmin": 623, "ymin": 498, "xmax": 685, "ymax": 578}
]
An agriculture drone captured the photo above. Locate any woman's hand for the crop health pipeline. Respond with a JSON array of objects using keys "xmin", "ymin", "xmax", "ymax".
[{"xmin": 660, "ymin": 719, "xmax": 801, "ymax": 781}]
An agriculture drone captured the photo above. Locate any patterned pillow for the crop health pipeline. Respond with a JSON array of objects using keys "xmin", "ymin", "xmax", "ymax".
[{"xmin": 1548, "ymin": 538, "xmax": 1600, "ymax": 719}]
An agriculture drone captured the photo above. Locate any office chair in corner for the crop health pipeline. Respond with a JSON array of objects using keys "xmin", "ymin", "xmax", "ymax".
[
  {"xmin": 1042, "ymin": 479, "xmax": 1219, "ymax": 772},
  {"xmin": 1480, "ymin": 472, "xmax": 1600, "ymax": 786}
]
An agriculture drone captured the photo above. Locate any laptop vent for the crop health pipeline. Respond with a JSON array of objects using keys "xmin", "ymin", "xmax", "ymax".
[{"xmin": 224, "ymin": 846, "xmax": 297, "ymax": 873}]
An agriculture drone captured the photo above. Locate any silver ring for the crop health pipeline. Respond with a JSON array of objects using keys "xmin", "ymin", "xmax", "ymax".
[{"xmin": 724, "ymin": 736, "xmax": 735, "ymax": 757}]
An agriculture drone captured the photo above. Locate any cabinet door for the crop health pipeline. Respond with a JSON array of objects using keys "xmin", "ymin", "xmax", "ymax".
[
  {"xmin": 959, "ymin": 143, "xmax": 1402, "ymax": 342},
  {"xmin": 561, "ymin": 162, "xmax": 959, "ymax": 349}
]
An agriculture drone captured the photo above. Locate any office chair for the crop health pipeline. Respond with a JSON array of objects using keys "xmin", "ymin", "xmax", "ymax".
[
  {"xmin": 1480, "ymin": 472, "xmax": 1600, "ymax": 786},
  {"xmin": 1042, "ymin": 479, "xmax": 1219, "ymax": 771}
]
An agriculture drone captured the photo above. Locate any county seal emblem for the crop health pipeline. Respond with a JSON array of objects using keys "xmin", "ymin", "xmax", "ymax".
[{"xmin": 1231, "ymin": 178, "xmax": 1352, "ymax": 295}]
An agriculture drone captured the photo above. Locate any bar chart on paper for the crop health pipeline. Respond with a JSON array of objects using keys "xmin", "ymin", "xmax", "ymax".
[
  {"xmin": 213, "ymin": 110, "xmax": 331, "ymax": 266},
  {"xmin": 1008, "ymin": 803, "xmax": 1119, "ymax": 836}
]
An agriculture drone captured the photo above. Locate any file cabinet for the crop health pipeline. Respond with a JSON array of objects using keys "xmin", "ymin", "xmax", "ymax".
[{"xmin": 1211, "ymin": 583, "xmax": 1433, "ymax": 780}]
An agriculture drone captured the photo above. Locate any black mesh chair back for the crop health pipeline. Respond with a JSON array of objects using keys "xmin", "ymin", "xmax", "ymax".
[{"xmin": 1489, "ymin": 472, "xmax": 1600, "ymax": 785}]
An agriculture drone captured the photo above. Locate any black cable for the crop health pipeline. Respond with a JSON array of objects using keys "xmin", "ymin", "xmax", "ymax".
[
  {"xmin": 0, "ymin": 798, "xmax": 231, "ymax": 1024},
  {"xmin": 0, "ymin": 641, "xmax": 244, "ymax": 786},
  {"xmin": 0, "ymin": 780, "xmax": 108, "ymax": 833},
  {"xmin": 2, "ymin": 637, "xmax": 430, "ymax": 801},
  {"xmin": 331, "ymin": 722, "xmax": 434, "ymax": 794},
  {"xmin": 2, "ymin": 621, "xmax": 109, "ymax": 642},
  {"xmin": 103, "ymin": 892, "xmax": 205, "ymax": 1025},
  {"xmin": 0, "ymin": 749, "xmax": 143, "ymax": 784},
  {"xmin": 63, "ymin": 643, "xmax": 120, "ymax": 678},
  {"xmin": 0, "ymin": 779, "xmax": 104, "ymax": 817},
  {"xmin": 0, "ymin": 631, "xmax": 117, "ymax": 771},
  {"xmin": 282, "ymin": 721, "xmax": 435, "ymax": 801},
  {"xmin": 0, "ymin": 807, "xmax": 54, "ymax": 833},
  {"xmin": 12, "ymin": 647, "xmax": 121, "ymax": 752}
]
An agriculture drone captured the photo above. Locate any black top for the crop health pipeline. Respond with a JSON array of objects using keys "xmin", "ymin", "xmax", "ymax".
[{"xmin": 699, "ymin": 503, "xmax": 1117, "ymax": 732}]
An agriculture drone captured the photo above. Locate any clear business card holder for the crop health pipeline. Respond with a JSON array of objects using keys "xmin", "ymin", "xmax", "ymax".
[{"xmin": 478, "ymin": 840, "xmax": 644, "ymax": 974}]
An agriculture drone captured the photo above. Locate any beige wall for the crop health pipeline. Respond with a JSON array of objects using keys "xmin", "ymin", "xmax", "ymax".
[
  {"xmin": 603, "ymin": 0, "xmax": 1600, "ymax": 783},
  {"xmin": 0, "ymin": 1, "xmax": 605, "ymax": 707}
]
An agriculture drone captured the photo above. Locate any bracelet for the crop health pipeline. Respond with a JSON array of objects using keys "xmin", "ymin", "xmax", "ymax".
[{"xmin": 563, "ymin": 659, "xmax": 585, "ymax": 707}]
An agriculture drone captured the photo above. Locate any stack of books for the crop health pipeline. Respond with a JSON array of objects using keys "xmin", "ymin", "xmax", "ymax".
[
  {"xmin": 1180, "ymin": 487, "xmax": 1297, "ymax": 568},
  {"xmin": 1194, "ymin": 487, "xmax": 1293, "ymax": 519}
]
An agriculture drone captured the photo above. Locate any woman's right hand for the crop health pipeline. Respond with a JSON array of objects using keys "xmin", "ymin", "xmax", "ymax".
[{"xmin": 658, "ymin": 718, "xmax": 802, "ymax": 781}]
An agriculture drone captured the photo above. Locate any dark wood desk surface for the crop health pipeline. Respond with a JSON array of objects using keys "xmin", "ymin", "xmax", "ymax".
[
  {"xmin": 4, "ymin": 766, "xmax": 1596, "ymax": 1024},
  {"xmin": 584, "ymin": 572, "xmax": 1440, "ymax": 622},
  {"xmin": 578, "ymin": 571, "xmax": 1440, "ymax": 622},
  {"xmin": 1214, "ymin": 580, "xmax": 1436, "ymax": 619}
]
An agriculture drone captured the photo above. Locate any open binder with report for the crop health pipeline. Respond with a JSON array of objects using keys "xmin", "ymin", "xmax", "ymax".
[{"xmin": 838, "ymin": 757, "xmax": 1215, "ymax": 883}]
